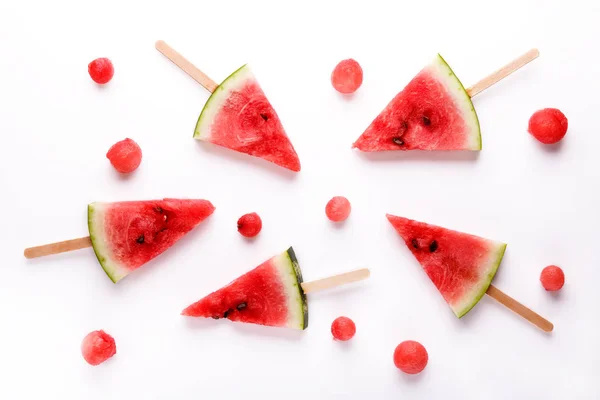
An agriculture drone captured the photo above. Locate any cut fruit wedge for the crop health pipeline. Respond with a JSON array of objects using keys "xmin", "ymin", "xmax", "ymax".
[
  {"xmin": 182, "ymin": 247, "xmax": 308, "ymax": 330},
  {"xmin": 194, "ymin": 65, "xmax": 301, "ymax": 172},
  {"xmin": 353, "ymin": 55, "xmax": 481, "ymax": 152},
  {"xmin": 387, "ymin": 214, "xmax": 505, "ymax": 317}
]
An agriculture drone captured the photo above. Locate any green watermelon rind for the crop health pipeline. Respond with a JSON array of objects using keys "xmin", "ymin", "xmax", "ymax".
[
  {"xmin": 432, "ymin": 54, "xmax": 482, "ymax": 151},
  {"xmin": 280, "ymin": 247, "xmax": 309, "ymax": 330},
  {"xmin": 193, "ymin": 64, "xmax": 252, "ymax": 140},
  {"xmin": 87, "ymin": 203, "xmax": 128, "ymax": 284},
  {"xmin": 453, "ymin": 242, "xmax": 507, "ymax": 318}
]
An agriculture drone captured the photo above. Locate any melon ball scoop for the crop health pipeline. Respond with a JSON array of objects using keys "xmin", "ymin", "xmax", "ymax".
[
  {"xmin": 181, "ymin": 247, "xmax": 370, "ymax": 330},
  {"xmin": 155, "ymin": 40, "xmax": 301, "ymax": 172},
  {"xmin": 387, "ymin": 215, "xmax": 553, "ymax": 333},
  {"xmin": 23, "ymin": 199, "xmax": 215, "ymax": 283},
  {"xmin": 353, "ymin": 49, "xmax": 539, "ymax": 152}
]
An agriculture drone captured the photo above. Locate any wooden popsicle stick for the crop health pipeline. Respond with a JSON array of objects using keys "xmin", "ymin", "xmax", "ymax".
[
  {"xmin": 301, "ymin": 268, "xmax": 370, "ymax": 294},
  {"xmin": 24, "ymin": 236, "xmax": 92, "ymax": 259},
  {"xmin": 486, "ymin": 284, "xmax": 553, "ymax": 332},
  {"xmin": 466, "ymin": 48, "xmax": 539, "ymax": 97},
  {"xmin": 155, "ymin": 40, "xmax": 218, "ymax": 93}
]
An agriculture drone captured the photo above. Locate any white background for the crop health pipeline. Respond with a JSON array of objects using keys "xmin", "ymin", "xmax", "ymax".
[{"xmin": 1, "ymin": 0, "xmax": 598, "ymax": 398}]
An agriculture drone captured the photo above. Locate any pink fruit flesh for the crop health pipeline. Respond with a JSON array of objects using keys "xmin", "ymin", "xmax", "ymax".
[
  {"xmin": 326, "ymin": 196, "xmax": 351, "ymax": 222},
  {"xmin": 102, "ymin": 199, "xmax": 215, "ymax": 271},
  {"xmin": 88, "ymin": 58, "xmax": 114, "ymax": 84},
  {"xmin": 81, "ymin": 330, "xmax": 116, "ymax": 366},
  {"xmin": 182, "ymin": 257, "xmax": 288, "ymax": 327},
  {"xmin": 331, "ymin": 59, "xmax": 363, "ymax": 94},
  {"xmin": 331, "ymin": 316, "xmax": 356, "ymax": 341},
  {"xmin": 540, "ymin": 265, "xmax": 565, "ymax": 291},
  {"xmin": 394, "ymin": 340, "xmax": 428, "ymax": 374},
  {"xmin": 528, "ymin": 108, "xmax": 568, "ymax": 144},
  {"xmin": 106, "ymin": 138, "xmax": 142, "ymax": 173},
  {"xmin": 237, "ymin": 212, "xmax": 262, "ymax": 238}
]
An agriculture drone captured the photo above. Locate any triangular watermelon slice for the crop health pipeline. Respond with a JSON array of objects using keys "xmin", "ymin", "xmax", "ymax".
[
  {"xmin": 182, "ymin": 247, "xmax": 308, "ymax": 330},
  {"xmin": 386, "ymin": 214, "xmax": 506, "ymax": 318},
  {"xmin": 194, "ymin": 65, "xmax": 301, "ymax": 172},
  {"xmin": 353, "ymin": 55, "xmax": 481, "ymax": 152},
  {"xmin": 88, "ymin": 198, "xmax": 215, "ymax": 283}
]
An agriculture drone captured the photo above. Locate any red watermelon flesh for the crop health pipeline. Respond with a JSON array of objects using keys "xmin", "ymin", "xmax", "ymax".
[
  {"xmin": 88, "ymin": 199, "xmax": 215, "ymax": 283},
  {"xmin": 386, "ymin": 214, "xmax": 506, "ymax": 317},
  {"xmin": 194, "ymin": 65, "xmax": 301, "ymax": 172},
  {"xmin": 353, "ymin": 55, "xmax": 481, "ymax": 152},
  {"xmin": 182, "ymin": 247, "xmax": 308, "ymax": 330}
]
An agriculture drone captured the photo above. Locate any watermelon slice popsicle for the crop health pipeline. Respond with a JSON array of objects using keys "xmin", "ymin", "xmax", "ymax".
[
  {"xmin": 155, "ymin": 40, "xmax": 301, "ymax": 172},
  {"xmin": 386, "ymin": 215, "xmax": 553, "ymax": 332},
  {"xmin": 353, "ymin": 49, "xmax": 539, "ymax": 152},
  {"xmin": 181, "ymin": 247, "xmax": 370, "ymax": 330},
  {"xmin": 23, "ymin": 199, "xmax": 215, "ymax": 283}
]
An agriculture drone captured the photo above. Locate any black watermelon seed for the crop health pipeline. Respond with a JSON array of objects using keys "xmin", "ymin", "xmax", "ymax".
[
  {"xmin": 411, "ymin": 239, "xmax": 419, "ymax": 249},
  {"xmin": 136, "ymin": 235, "xmax": 145, "ymax": 244},
  {"xmin": 429, "ymin": 240, "xmax": 438, "ymax": 252},
  {"xmin": 237, "ymin": 303, "xmax": 247, "ymax": 310},
  {"xmin": 422, "ymin": 116, "xmax": 431, "ymax": 126},
  {"xmin": 392, "ymin": 137, "xmax": 405, "ymax": 146},
  {"xmin": 155, "ymin": 206, "xmax": 163, "ymax": 213},
  {"xmin": 260, "ymin": 113, "xmax": 268, "ymax": 121},
  {"xmin": 211, "ymin": 316, "xmax": 220, "ymax": 320},
  {"xmin": 223, "ymin": 310, "xmax": 230, "ymax": 318}
]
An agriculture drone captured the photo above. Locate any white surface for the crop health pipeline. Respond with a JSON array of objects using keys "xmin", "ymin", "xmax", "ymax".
[{"xmin": 0, "ymin": 0, "xmax": 599, "ymax": 399}]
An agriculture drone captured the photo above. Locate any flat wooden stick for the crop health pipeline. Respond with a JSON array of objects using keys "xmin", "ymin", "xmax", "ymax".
[
  {"xmin": 466, "ymin": 48, "xmax": 539, "ymax": 97},
  {"xmin": 301, "ymin": 268, "xmax": 370, "ymax": 294},
  {"xmin": 24, "ymin": 236, "xmax": 92, "ymax": 259},
  {"xmin": 486, "ymin": 284, "xmax": 553, "ymax": 332},
  {"xmin": 155, "ymin": 40, "xmax": 218, "ymax": 93}
]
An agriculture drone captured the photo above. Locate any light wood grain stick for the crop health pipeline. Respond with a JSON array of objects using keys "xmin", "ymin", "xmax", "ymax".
[
  {"xmin": 466, "ymin": 48, "xmax": 540, "ymax": 97},
  {"xmin": 24, "ymin": 236, "xmax": 92, "ymax": 259},
  {"xmin": 301, "ymin": 268, "xmax": 370, "ymax": 294},
  {"xmin": 486, "ymin": 284, "xmax": 553, "ymax": 332},
  {"xmin": 155, "ymin": 40, "xmax": 218, "ymax": 93}
]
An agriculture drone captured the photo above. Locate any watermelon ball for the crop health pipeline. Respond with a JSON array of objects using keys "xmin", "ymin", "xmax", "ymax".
[
  {"xmin": 331, "ymin": 59, "xmax": 363, "ymax": 94},
  {"xmin": 540, "ymin": 265, "xmax": 565, "ymax": 291},
  {"xmin": 106, "ymin": 138, "xmax": 142, "ymax": 173},
  {"xmin": 88, "ymin": 58, "xmax": 114, "ymax": 84},
  {"xmin": 237, "ymin": 212, "xmax": 262, "ymax": 238},
  {"xmin": 81, "ymin": 330, "xmax": 116, "ymax": 366},
  {"xmin": 393, "ymin": 340, "xmax": 428, "ymax": 375},
  {"xmin": 528, "ymin": 108, "xmax": 568, "ymax": 144},
  {"xmin": 325, "ymin": 196, "xmax": 351, "ymax": 222},
  {"xmin": 331, "ymin": 316, "xmax": 356, "ymax": 341}
]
